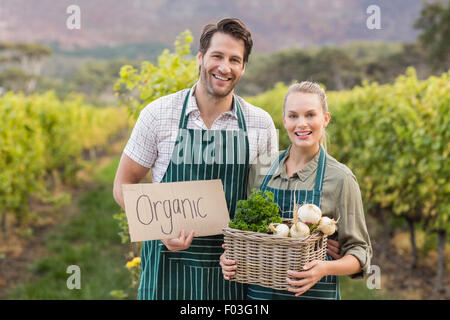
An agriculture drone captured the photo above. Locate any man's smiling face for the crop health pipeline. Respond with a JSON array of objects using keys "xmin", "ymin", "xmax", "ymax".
[{"xmin": 197, "ymin": 32, "xmax": 246, "ymax": 98}]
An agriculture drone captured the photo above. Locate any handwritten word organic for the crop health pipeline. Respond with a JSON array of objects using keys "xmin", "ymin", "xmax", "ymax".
[{"xmin": 136, "ymin": 195, "xmax": 207, "ymax": 235}]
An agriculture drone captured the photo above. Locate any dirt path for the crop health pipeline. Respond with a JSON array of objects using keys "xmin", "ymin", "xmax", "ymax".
[
  {"xmin": 0, "ymin": 187, "xmax": 83, "ymax": 297},
  {"xmin": 367, "ymin": 216, "xmax": 449, "ymax": 300},
  {"xmin": 0, "ymin": 139, "xmax": 126, "ymax": 299}
]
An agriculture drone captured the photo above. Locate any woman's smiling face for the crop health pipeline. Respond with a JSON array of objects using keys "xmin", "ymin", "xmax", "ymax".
[{"xmin": 282, "ymin": 92, "xmax": 330, "ymax": 150}]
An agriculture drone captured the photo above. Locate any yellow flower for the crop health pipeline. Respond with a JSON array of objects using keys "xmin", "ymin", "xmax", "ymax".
[
  {"xmin": 125, "ymin": 257, "xmax": 141, "ymax": 269},
  {"xmin": 132, "ymin": 257, "xmax": 141, "ymax": 264}
]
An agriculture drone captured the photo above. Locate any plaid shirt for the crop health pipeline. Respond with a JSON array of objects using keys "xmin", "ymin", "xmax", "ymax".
[{"xmin": 124, "ymin": 84, "xmax": 279, "ymax": 183}]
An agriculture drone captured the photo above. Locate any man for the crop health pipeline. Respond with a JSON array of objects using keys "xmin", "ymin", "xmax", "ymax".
[{"xmin": 113, "ymin": 18, "xmax": 278, "ymax": 300}]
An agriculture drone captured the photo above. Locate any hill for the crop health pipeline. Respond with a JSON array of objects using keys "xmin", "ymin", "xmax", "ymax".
[{"xmin": 0, "ymin": 0, "xmax": 422, "ymax": 53}]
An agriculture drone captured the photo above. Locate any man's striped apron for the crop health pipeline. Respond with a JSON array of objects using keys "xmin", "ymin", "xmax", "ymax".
[
  {"xmin": 138, "ymin": 89, "xmax": 250, "ymax": 300},
  {"xmin": 247, "ymin": 146, "xmax": 341, "ymax": 300}
]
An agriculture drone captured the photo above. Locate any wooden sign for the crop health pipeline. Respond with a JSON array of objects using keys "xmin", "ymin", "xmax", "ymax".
[{"xmin": 122, "ymin": 179, "xmax": 230, "ymax": 242}]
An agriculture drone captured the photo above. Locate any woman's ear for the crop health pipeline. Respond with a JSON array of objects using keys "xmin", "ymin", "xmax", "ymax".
[{"xmin": 324, "ymin": 112, "xmax": 331, "ymax": 128}]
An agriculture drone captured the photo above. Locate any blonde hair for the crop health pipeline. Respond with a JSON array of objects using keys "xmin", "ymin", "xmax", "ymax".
[{"xmin": 282, "ymin": 81, "xmax": 329, "ymax": 151}]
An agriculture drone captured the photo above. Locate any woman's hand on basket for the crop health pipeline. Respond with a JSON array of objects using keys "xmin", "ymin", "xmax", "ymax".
[
  {"xmin": 161, "ymin": 229, "xmax": 195, "ymax": 252},
  {"xmin": 327, "ymin": 239, "xmax": 342, "ymax": 259},
  {"xmin": 286, "ymin": 260, "xmax": 328, "ymax": 296},
  {"xmin": 220, "ymin": 244, "xmax": 237, "ymax": 280}
]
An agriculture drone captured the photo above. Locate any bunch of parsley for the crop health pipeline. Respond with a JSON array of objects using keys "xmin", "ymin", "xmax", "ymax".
[{"xmin": 229, "ymin": 189, "xmax": 282, "ymax": 233}]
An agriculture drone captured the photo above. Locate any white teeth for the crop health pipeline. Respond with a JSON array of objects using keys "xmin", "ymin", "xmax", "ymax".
[
  {"xmin": 296, "ymin": 132, "xmax": 311, "ymax": 136},
  {"xmin": 213, "ymin": 74, "xmax": 229, "ymax": 81}
]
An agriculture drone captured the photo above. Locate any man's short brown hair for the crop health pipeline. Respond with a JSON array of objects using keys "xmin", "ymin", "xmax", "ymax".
[{"xmin": 199, "ymin": 18, "xmax": 253, "ymax": 64}]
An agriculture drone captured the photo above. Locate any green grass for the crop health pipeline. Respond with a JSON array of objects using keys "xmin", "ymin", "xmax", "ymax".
[
  {"xmin": 339, "ymin": 276, "xmax": 396, "ymax": 300},
  {"xmin": 5, "ymin": 157, "xmax": 136, "ymax": 299}
]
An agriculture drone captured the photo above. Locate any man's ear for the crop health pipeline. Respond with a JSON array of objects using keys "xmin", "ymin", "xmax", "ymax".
[{"xmin": 196, "ymin": 52, "xmax": 203, "ymax": 67}]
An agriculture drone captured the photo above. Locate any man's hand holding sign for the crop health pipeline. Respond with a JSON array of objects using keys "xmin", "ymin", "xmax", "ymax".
[{"xmin": 161, "ymin": 229, "xmax": 195, "ymax": 252}]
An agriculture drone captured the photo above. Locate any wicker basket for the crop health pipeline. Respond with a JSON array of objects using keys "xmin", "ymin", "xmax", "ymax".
[{"xmin": 223, "ymin": 219, "xmax": 327, "ymax": 291}]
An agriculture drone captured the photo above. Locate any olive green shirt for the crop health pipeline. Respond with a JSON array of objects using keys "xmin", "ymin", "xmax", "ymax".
[{"xmin": 247, "ymin": 147, "xmax": 373, "ymax": 278}]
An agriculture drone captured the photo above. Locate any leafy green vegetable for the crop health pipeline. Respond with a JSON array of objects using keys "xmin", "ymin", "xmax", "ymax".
[{"xmin": 229, "ymin": 189, "xmax": 282, "ymax": 233}]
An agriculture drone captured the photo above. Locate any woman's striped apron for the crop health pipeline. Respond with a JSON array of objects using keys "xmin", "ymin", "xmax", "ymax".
[
  {"xmin": 138, "ymin": 89, "xmax": 250, "ymax": 300},
  {"xmin": 247, "ymin": 146, "xmax": 341, "ymax": 300}
]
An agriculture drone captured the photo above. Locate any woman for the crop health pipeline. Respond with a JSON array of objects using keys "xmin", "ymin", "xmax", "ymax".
[{"xmin": 220, "ymin": 81, "xmax": 372, "ymax": 299}]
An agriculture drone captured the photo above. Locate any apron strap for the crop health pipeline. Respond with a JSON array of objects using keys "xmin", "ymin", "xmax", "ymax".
[
  {"xmin": 260, "ymin": 150, "xmax": 287, "ymax": 191},
  {"xmin": 314, "ymin": 146, "xmax": 326, "ymax": 192},
  {"xmin": 178, "ymin": 89, "xmax": 191, "ymax": 129},
  {"xmin": 178, "ymin": 89, "xmax": 246, "ymax": 131},
  {"xmin": 234, "ymin": 97, "xmax": 246, "ymax": 131},
  {"xmin": 260, "ymin": 146, "xmax": 327, "ymax": 194},
  {"xmin": 234, "ymin": 97, "xmax": 249, "ymax": 167}
]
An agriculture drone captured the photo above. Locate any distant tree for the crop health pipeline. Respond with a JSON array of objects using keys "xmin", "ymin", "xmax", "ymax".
[
  {"xmin": 72, "ymin": 59, "xmax": 133, "ymax": 96},
  {"xmin": 238, "ymin": 49, "xmax": 313, "ymax": 96},
  {"xmin": 414, "ymin": 1, "xmax": 450, "ymax": 71},
  {"xmin": 0, "ymin": 68, "xmax": 35, "ymax": 92},
  {"xmin": 240, "ymin": 47, "xmax": 363, "ymax": 94},
  {"xmin": 0, "ymin": 43, "xmax": 51, "ymax": 92},
  {"xmin": 310, "ymin": 48, "xmax": 362, "ymax": 90},
  {"xmin": 365, "ymin": 43, "xmax": 429, "ymax": 83}
]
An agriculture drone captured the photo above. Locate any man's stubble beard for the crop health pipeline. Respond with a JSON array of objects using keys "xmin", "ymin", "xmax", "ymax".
[{"xmin": 199, "ymin": 66, "xmax": 236, "ymax": 99}]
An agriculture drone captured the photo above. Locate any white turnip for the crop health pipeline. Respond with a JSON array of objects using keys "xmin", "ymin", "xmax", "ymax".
[
  {"xmin": 318, "ymin": 216, "xmax": 338, "ymax": 236},
  {"xmin": 297, "ymin": 203, "xmax": 322, "ymax": 225},
  {"xmin": 269, "ymin": 223, "xmax": 290, "ymax": 237}
]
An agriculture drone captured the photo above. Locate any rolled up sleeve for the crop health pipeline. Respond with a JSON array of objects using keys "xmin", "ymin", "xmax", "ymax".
[
  {"xmin": 336, "ymin": 172, "xmax": 373, "ymax": 279},
  {"xmin": 123, "ymin": 104, "xmax": 158, "ymax": 169}
]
